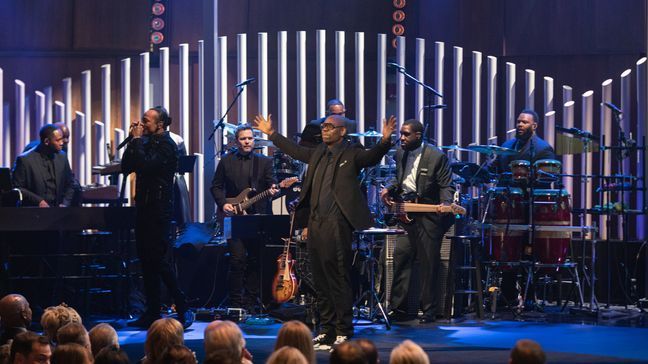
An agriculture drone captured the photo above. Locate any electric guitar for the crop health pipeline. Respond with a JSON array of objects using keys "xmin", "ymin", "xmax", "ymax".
[
  {"xmin": 272, "ymin": 206, "xmax": 298, "ymax": 303},
  {"xmin": 224, "ymin": 177, "xmax": 299, "ymax": 215}
]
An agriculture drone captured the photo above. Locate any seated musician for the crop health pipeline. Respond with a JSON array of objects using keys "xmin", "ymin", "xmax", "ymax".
[
  {"xmin": 299, "ymin": 99, "xmax": 357, "ymax": 146},
  {"xmin": 492, "ymin": 109, "xmax": 556, "ymax": 182},
  {"xmin": 12, "ymin": 124, "xmax": 79, "ymax": 207},
  {"xmin": 380, "ymin": 119, "xmax": 455, "ymax": 323},
  {"xmin": 210, "ymin": 124, "xmax": 279, "ymax": 313}
]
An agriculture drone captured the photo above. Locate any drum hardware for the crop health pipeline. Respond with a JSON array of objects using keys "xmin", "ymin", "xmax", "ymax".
[
  {"xmin": 347, "ymin": 129, "xmax": 383, "ymax": 138},
  {"xmin": 352, "ymin": 228, "xmax": 406, "ymax": 329},
  {"xmin": 253, "ymin": 137, "xmax": 275, "ymax": 148}
]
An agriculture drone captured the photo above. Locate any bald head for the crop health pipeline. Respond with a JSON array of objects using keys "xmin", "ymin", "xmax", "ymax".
[
  {"xmin": 53, "ymin": 122, "xmax": 70, "ymax": 151},
  {"xmin": 0, "ymin": 294, "xmax": 32, "ymax": 329}
]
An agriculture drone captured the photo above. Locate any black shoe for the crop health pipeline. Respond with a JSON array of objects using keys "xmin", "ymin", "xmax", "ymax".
[
  {"xmin": 418, "ymin": 315, "xmax": 436, "ymax": 324},
  {"xmin": 127, "ymin": 313, "xmax": 161, "ymax": 328},
  {"xmin": 388, "ymin": 309, "xmax": 413, "ymax": 322}
]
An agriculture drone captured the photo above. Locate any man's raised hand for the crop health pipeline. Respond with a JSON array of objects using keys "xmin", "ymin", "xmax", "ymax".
[
  {"xmin": 381, "ymin": 115, "xmax": 397, "ymax": 143},
  {"xmin": 253, "ymin": 114, "xmax": 275, "ymax": 136}
]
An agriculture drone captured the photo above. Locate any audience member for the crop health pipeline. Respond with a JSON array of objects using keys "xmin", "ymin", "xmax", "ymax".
[
  {"xmin": 9, "ymin": 331, "xmax": 51, "ymax": 364},
  {"xmin": 389, "ymin": 340, "xmax": 428, "ymax": 364},
  {"xmin": 204, "ymin": 320, "xmax": 252, "ymax": 364},
  {"xmin": 89, "ymin": 323, "xmax": 119, "ymax": 357},
  {"xmin": 266, "ymin": 346, "xmax": 308, "ymax": 364},
  {"xmin": 142, "ymin": 318, "xmax": 184, "ymax": 364},
  {"xmin": 330, "ymin": 341, "xmax": 368, "ymax": 364},
  {"xmin": 509, "ymin": 339, "xmax": 546, "ymax": 364},
  {"xmin": 158, "ymin": 345, "xmax": 197, "ymax": 364},
  {"xmin": 40, "ymin": 304, "xmax": 82, "ymax": 344},
  {"xmin": 0, "ymin": 344, "xmax": 10, "ymax": 364},
  {"xmin": 0, "ymin": 294, "xmax": 32, "ymax": 345},
  {"xmin": 274, "ymin": 321, "xmax": 314, "ymax": 364},
  {"xmin": 95, "ymin": 345, "xmax": 130, "ymax": 364},
  {"xmin": 52, "ymin": 343, "xmax": 92, "ymax": 364},
  {"xmin": 355, "ymin": 339, "xmax": 379, "ymax": 364},
  {"xmin": 56, "ymin": 322, "xmax": 91, "ymax": 352}
]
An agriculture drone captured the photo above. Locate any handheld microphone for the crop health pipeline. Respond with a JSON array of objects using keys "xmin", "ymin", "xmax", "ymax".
[
  {"xmin": 603, "ymin": 102, "xmax": 622, "ymax": 115},
  {"xmin": 117, "ymin": 135, "xmax": 132, "ymax": 150},
  {"xmin": 387, "ymin": 62, "xmax": 405, "ymax": 71},
  {"xmin": 235, "ymin": 77, "xmax": 256, "ymax": 87}
]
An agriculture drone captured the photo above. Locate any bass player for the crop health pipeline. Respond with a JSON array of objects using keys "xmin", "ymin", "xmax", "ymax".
[{"xmin": 380, "ymin": 118, "xmax": 456, "ymax": 323}]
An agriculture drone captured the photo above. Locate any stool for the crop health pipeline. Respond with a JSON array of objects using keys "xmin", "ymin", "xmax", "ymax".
[{"xmin": 444, "ymin": 235, "xmax": 484, "ymax": 319}]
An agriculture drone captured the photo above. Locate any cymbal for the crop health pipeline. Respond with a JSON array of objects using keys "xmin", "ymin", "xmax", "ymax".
[
  {"xmin": 555, "ymin": 133, "xmax": 600, "ymax": 155},
  {"xmin": 348, "ymin": 130, "xmax": 383, "ymax": 138},
  {"xmin": 222, "ymin": 123, "xmax": 239, "ymax": 135},
  {"xmin": 253, "ymin": 138, "xmax": 275, "ymax": 147},
  {"xmin": 450, "ymin": 162, "xmax": 492, "ymax": 185},
  {"xmin": 440, "ymin": 145, "xmax": 475, "ymax": 153},
  {"xmin": 466, "ymin": 144, "xmax": 517, "ymax": 156}
]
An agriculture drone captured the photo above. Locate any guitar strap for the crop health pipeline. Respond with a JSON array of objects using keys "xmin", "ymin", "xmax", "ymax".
[{"xmin": 415, "ymin": 144, "xmax": 430, "ymax": 197}]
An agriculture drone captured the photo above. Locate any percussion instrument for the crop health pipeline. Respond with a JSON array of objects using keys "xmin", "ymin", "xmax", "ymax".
[
  {"xmin": 273, "ymin": 152, "xmax": 303, "ymax": 178},
  {"xmin": 467, "ymin": 144, "xmax": 518, "ymax": 156},
  {"xmin": 533, "ymin": 159, "xmax": 561, "ymax": 183},
  {"xmin": 532, "ymin": 189, "xmax": 571, "ymax": 266},
  {"xmin": 486, "ymin": 187, "xmax": 526, "ymax": 262},
  {"xmin": 509, "ymin": 160, "xmax": 531, "ymax": 182}
]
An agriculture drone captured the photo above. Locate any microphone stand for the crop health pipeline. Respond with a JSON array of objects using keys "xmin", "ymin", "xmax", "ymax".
[
  {"xmin": 393, "ymin": 67, "xmax": 443, "ymax": 144},
  {"xmin": 522, "ymin": 135, "xmax": 537, "ymax": 311},
  {"xmin": 207, "ymin": 84, "xmax": 248, "ymax": 146}
]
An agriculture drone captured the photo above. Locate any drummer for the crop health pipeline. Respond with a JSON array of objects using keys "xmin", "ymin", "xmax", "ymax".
[
  {"xmin": 299, "ymin": 99, "xmax": 358, "ymax": 147},
  {"xmin": 493, "ymin": 109, "xmax": 557, "ymax": 186}
]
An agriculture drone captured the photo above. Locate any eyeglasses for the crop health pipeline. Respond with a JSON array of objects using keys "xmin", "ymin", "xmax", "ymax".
[{"xmin": 320, "ymin": 123, "xmax": 344, "ymax": 131}]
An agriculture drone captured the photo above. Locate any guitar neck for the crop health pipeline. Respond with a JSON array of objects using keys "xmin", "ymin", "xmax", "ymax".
[
  {"xmin": 401, "ymin": 202, "xmax": 445, "ymax": 213},
  {"xmin": 240, "ymin": 188, "xmax": 272, "ymax": 211}
]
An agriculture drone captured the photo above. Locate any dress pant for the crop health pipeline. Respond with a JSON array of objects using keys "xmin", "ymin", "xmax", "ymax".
[
  {"xmin": 135, "ymin": 205, "xmax": 183, "ymax": 314},
  {"xmin": 308, "ymin": 214, "xmax": 354, "ymax": 337},
  {"xmin": 390, "ymin": 213, "xmax": 444, "ymax": 318},
  {"xmin": 227, "ymin": 238, "xmax": 260, "ymax": 307}
]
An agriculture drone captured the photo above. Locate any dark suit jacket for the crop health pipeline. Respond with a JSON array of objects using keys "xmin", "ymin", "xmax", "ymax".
[
  {"xmin": 495, "ymin": 134, "xmax": 555, "ymax": 173},
  {"xmin": 12, "ymin": 145, "xmax": 78, "ymax": 206},
  {"xmin": 388, "ymin": 143, "xmax": 456, "ymax": 234},
  {"xmin": 210, "ymin": 152, "xmax": 275, "ymax": 214},
  {"xmin": 269, "ymin": 132, "xmax": 391, "ymax": 230}
]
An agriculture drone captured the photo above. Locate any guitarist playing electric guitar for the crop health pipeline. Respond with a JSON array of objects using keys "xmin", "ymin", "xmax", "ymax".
[
  {"xmin": 380, "ymin": 119, "xmax": 456, "ymax": 323},
  {"xmin": 210, "ymin": 124, "xmax": 284, "ymax": 312}
]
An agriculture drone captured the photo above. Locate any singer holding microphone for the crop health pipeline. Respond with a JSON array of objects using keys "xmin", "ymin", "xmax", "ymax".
[{"xmin": 121, "ymin": 106, "xmax": 191, "ymax": 328}]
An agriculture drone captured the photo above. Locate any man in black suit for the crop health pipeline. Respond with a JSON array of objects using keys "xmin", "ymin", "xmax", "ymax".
[
  {"xmin": 381, "ymin": 119, "xmax": 455, "ymax": 323},
  {"xmin": 12, "ymin": 124, "xmax": 78, "ymax": 207},
  {"xmin": 122, "ymin": 106, "xmax": 191, "ymax": 328},
  {"xmin": 210, "ymin": 124, "xmax": 278, "ymax": 312},
  {"xmin": 494, "ymin": 109, "xmax": 556, "ymax": 176},
  {"xmin": 254, "ymin": 113, "xmax": 396, "ymax": 350}
]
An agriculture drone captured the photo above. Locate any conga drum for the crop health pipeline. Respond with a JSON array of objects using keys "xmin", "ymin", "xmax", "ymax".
[
  {"xmin": 532, "ymin": 189, "xmax": 571, "ymax": 265},
  {"xmin": 486, "ymin": 187, "xmax": 526, "ymax": 262},
  {"xmin": 533, "ymin": 159, "xmax": 561, "ymax": 184},
  {"xmin": 509, "ymin": 160, "xmax": 531, "ymax": 183}
]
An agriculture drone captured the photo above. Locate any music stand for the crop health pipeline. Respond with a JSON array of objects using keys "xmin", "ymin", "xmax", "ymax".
[{"xmin": 354, "ymin": 228, "xmax": 406, "ymax": 330}]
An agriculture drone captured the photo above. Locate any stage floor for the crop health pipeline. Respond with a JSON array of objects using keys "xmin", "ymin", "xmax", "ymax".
[{"xmin": 112, "ymin": 307, "xmax": 648, "ymax": 363}]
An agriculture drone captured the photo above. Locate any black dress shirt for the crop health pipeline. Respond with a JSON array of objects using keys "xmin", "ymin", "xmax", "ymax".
[{"xmin": 210, "ymin": 151, "xmax": 275, "ymax": 214}]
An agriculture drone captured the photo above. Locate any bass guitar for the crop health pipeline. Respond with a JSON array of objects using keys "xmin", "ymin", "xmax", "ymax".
[{"xmin": 388, "ymin": 201, "xmax": 466, "ymax": 224}]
